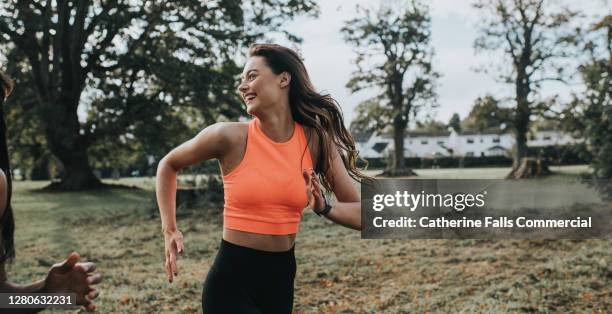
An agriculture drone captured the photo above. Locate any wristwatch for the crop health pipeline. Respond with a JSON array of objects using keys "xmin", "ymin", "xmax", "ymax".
[{"xmin": 316, "ymin": 195, "xmax": 333, "ymax": 217}]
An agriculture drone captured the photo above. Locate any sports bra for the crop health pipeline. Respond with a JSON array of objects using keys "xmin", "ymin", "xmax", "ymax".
[{"xmin": 222, "ymin": 117, "xmax": 313, "ymax": 235}]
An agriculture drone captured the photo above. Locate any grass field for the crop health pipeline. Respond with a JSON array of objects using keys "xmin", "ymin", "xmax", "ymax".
[{"xmin": 7, "ymin": 165, "xmax": 611, "ymax": 313}]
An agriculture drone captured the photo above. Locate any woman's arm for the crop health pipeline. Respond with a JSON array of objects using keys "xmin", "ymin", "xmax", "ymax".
[
  {"xmin": 0, "ymin": 267, "xmax": 50, "ymax": 314},
  {"xmin": 156, "ymin": 122, "xmax": 233, "ymax": 283},
  {"xmin": 0, "ymin": 265, "xmax": 45, "ymax": 293},
  {"xmin": 315, "ymin": 195, "xmax": 361, "ymax": 230}
]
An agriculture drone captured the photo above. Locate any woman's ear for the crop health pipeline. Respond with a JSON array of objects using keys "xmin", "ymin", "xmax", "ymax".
[{"xmin": 279, "ymin": 71, "xmax": 291, "ymax": 88}]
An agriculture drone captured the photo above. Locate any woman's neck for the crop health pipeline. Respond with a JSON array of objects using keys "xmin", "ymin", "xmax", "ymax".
[{"xmin": 256, "ymin": 110, "xmax": 294, "ymax": 143}]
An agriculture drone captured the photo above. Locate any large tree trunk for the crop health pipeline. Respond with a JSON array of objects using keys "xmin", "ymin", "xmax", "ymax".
[
  {"xmin": 30, "ymin": 155, "xmax": 50, "ymax": 181},
  {"xmin": 506, "ymin": 157, "xmax": 551, "ymax": 179},
  {"xmin": 43, "ymin": 96, "xmax": 102, "ymax": 190},
  {"xmin": 512, "ymin": 127, "xmax": 529, "ymax": 170},
  {"xmin": 47, "ymin": 146, "xmax": 101, "ymax": 190},
  {"xmin": 29, "ymin": 145, "xmax": 50, "ymax": 180},
  {"xmin": 508, "ymin": 66, "xmax": 541, "ymax": 178},
  {"xmin": 380, "ymin": 114, "xmax": 416, "ymax": 177}
]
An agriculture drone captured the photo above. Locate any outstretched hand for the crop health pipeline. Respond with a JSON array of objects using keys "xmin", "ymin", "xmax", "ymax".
[
  {"xmin": 163, "ymin": 229, "xmax": 184, "ymax": 283},
  {"xmin": 303, "ymin": 168, "xmax": 325, "ymax": 213},
  {"xmin": 44, "ymin": 252, "xmax": 102, "ymax": 312}
]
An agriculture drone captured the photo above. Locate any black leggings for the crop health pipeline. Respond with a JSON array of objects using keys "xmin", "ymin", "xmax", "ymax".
[{"xmin": 202, "ymin": 239, "xmax": 296, "ymax": 314}]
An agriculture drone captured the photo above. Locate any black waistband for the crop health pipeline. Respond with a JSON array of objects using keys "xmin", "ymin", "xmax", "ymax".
[{"xmin": 220, "ymin": 238, "xmax": 295, "ymax": 257}]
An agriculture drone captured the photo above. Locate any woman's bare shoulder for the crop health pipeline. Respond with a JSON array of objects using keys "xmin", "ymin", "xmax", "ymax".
[{"xmin": 214, "ymin": 121, "xmax": 248, "ymax": 145}]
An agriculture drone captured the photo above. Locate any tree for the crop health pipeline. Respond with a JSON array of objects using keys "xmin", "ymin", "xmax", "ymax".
[
  {"xmin": 462, "ymin": 95, "xmax": 512, "ymax": 132},
  {"xmin": 474, "ymin": 0, "xmax": 578, "ymax": 177},
  {"xmin": 342, "ymin": 0, "xmax": 438, "ymax": 176},
  {"xmin": 349, "ymin": 96, "xmax": 393, "ymax": 134},
  {"xmin": 2, "ymin": 48, "xmax": 52, "ymax": 180},
  {"xmin": 578, "ymin": 15, "xmax": 611, "ymax": 179},
  {"xmin": 415, "ymin": 119, "xmax": 446, "ymax": 132},
  {"xmin": 0, "ymin": 0, "xmax": 317, "ymax": 190},
  {"xmin": 448, "ymin": 113, "xmax": 461, "ymax": 133}
]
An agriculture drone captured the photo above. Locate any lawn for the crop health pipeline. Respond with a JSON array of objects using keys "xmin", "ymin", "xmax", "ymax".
[{"xmin": 7, "ymin": 165, "xmax": 610, "ymax": 313}]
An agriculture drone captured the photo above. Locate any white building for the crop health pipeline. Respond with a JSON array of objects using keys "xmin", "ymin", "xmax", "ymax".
[{"xmin": 354, "ymin": 129, "xmax": 582, "ymax": 159}]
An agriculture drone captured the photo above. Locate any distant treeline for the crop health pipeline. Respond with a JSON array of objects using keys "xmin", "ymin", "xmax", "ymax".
[{"xmin": 358, "ymin": 144, "xmax": 591, "ymax": 169}]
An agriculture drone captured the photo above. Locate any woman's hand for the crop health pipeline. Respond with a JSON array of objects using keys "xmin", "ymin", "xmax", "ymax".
[
  {"xmin": 303, "ymin": 168, "xmax": 325, "ymax": 214},
  {"xmin": 163, "ymin": 229, "xmax": 184, "ymax": 283},
  {"xmin": 43, "ymin": 252, "xmax": 102, "ymax": 312}
]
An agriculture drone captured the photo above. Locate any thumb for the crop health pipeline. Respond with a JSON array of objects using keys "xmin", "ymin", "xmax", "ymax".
[{"xmin": 56, "ymin": 252, "xmax": 80, "ymax": 274}]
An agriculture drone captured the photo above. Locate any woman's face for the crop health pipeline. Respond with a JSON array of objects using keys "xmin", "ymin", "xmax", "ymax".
[{"xmin": 237, "ymin": 56, "xmax": 288, "ymax": 116}]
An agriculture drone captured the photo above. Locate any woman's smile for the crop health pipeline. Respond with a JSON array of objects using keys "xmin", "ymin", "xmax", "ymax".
[{"xmin": 244, "ymin": 92, "xmax": 257, "ymax": 101}]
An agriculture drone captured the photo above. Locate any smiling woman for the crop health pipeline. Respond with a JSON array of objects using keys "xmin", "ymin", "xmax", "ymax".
[{"xmin": 156, "ymin": 43, "xmax": 371, "ymax": 313}]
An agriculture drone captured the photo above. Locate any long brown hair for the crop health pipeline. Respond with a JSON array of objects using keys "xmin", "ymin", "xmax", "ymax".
[
  {"xmin": 248, "ymin": 44, "xmax": 370, "ymax": 191},
  {"xmin": 0, "ymin": 71, "xmax": 15, "ymax": 263}
]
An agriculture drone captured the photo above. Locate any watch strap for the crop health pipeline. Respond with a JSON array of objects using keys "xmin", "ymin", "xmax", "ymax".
[{"xmin": 316, "ymin": 195, "xmax": 333, "ymax": 216}]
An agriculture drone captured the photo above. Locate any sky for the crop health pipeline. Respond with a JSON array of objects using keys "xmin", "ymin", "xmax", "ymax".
[{"xmin": 274, "ymin": 0, "xmax": 608, "ymax": 127}]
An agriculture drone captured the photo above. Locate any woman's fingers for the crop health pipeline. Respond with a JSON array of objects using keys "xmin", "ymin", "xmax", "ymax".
[
  {"xmin": 163, "ymin": 231, "xmax": 184, "ymax": 283},
  {"xmin": 311, "ymin": 174, "xmax": 322, "ymax": 193},
  {"xmin": 177, "ymin": 239, "xmax": 185, "ymax": 254},
  {"xmin": 165, "ymin": 255, "xmax": 173, "ymax": 283},
  {"xmin": 170, "ymin": 251, "xmax": 178, "ymax": 277},
  {"xmin": 87, "ymin": 289, "xmax": 100, "ymax": 300},
  {"xmin": 85, "ymin": 301, "xmax": 96, "ymax": 312},
  {"xmin": 54, "ymin": 252, "xmax": 80, "ymax": 274},
  {"xmin": 78, "ymin": 262, "xmax": 96, "ymax": 274},
  {"xmin": 303, "ymin": 170, "xmax": 314, "ymax": 207},
  {"xmin": 174, "ymin": 232, "xmax": 185, "ymax": 254},
  {"xmin": 86, "ymin": 273, "xmax": 103, "ymax": 285}
]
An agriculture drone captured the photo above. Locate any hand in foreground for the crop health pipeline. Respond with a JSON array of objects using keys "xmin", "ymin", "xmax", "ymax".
[
  {"xmin": 44, "ymin": 252, "xmax": 102, "ymax": 312},
  {"xmin": 163, "ymin": 229, "xmax": 184, "ymax": 283},
  {"xmin": 303, "ymin": 168, "xmax": 325, "ymax": 213}
]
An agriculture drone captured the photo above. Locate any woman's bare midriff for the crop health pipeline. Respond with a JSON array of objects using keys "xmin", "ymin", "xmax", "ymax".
[{"xmin": 223, "ymin": 228, "xmax": 296, "ymax": 252}]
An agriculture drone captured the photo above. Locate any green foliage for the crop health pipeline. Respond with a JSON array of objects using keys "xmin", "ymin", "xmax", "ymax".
[
  {"xmin": 462, "ymin": 95, "xmax": 513, "ymax": 132},
  {"xmin": 2, "ymin": 49, "xmax": 52, "ymax": 179},
  {"xmin": 350, "ymin": 96, "xmax": 393, "ymax": 133},
  {"xmin": 0, "ymin": 0, "xmax": 318, "ymax": 188},
  {"xmin": 342, "ymin": 0, "xmax": 437, "ymax": 173},
  {"xmin": 577, "ymin": 15, "xmax": 611, "ymax": 179},
  {"xmin": 342, "ymin": 0, "xmax": 438, "ymax": 133},
  {"xmin": 473, "ymin": 0, "xmax": 579, "ymax": 168},
  {"xmin": 415, "ymin": 119, "xmax": 447, "ymax": 132},
  {"xmin": 473, "ymin": 0, "xmax": 579, "ymax": 84},
  {"xmin": 448, "ymin": 113, "xmax": 461, "ymax": 133}
]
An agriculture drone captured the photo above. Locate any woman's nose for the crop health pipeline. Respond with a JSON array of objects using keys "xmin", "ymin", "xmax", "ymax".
[{"xmin": 237, "ymin": 82, "xmax": 248, "ymax": 94}]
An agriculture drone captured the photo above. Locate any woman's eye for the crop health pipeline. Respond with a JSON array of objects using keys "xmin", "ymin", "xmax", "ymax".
[{"xmin": 248, "ymin": 74, "xmax": 256, "ymax": 81}]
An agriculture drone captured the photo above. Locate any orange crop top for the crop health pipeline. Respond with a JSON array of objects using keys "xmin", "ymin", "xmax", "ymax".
[{"xmin": 222, "ymin": 117, "xmax": 313, "ymax": 235}]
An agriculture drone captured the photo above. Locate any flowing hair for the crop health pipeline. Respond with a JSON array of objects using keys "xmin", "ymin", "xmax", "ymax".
[
  {"xmin": 0, "ymin": 71, "xmax": 15, "ymax": 263},
  {"xmin": 248, "ymin": 44, "xmax": 371, "ymax": 192}
]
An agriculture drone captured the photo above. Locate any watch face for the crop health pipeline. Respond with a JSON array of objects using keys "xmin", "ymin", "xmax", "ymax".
[{"xmin": 321, "ymin": 196, "xmax": 332, "ymax": 215}]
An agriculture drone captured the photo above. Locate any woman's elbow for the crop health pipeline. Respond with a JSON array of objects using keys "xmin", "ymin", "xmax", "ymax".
[{"xmin": 156, "ymin": 157, "xmax": 179, "ymax": 179}]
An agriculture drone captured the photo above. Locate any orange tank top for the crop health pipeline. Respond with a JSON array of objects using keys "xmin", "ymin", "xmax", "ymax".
[{"xmin": 222, "ymin": 117, "xmax": 314, "ymax": 235}]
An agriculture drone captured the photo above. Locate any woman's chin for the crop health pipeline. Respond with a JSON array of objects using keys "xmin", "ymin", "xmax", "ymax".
[{"xmin": 245, "ymin": 103, "xmax": 258, "ymax": 115}]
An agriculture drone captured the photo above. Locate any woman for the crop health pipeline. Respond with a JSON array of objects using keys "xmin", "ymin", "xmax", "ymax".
[
  {"xmin": 0, "ymin": 71, "xmax": 102, "ymax": 312},
  {"xmin": 157, "ymin": 43, "xmax": 367, "ymax": 313}
]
